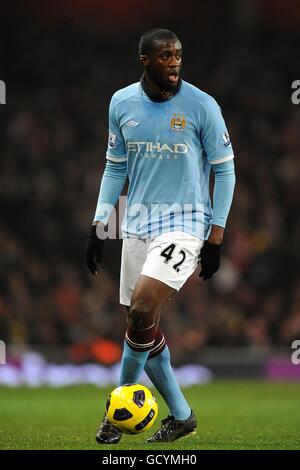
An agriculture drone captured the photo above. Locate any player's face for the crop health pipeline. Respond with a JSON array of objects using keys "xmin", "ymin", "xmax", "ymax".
[{"xmin": 143, "ymin": 40, "xmax": 182, "ymax": 90}]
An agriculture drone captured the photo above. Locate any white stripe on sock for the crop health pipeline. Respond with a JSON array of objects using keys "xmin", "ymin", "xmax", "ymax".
[
  {"xmin": 149, "ymin": 336, "xmax": 165, "ymax": 354},
  {"xmin": 125, "ymin": 333, "xmax": 155, "ymax": 349}
]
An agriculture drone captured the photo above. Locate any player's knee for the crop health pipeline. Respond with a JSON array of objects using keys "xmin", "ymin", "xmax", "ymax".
[{"xmin": 128, "ymin": 300, "xmax": 155, "ymax": 331}]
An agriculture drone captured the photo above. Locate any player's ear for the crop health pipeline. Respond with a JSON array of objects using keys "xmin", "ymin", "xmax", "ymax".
[{"xmin": 139, "ymin": 54, "xmax": 148, "ymax": 66}]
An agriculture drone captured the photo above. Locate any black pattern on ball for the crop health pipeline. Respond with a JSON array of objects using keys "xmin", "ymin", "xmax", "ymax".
[{"xmin": 133, "ymin": 389, "xmax": 145, "ymax": 408}]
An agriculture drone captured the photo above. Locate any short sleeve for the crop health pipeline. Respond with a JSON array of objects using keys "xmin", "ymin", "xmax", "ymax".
[
  {"xmin": 106, "ymin": 96, "xmax": 127, "ymax": 162},
  {"xmin": 200, "ymin": 96, "xmax": 234, "ymax": 165}
]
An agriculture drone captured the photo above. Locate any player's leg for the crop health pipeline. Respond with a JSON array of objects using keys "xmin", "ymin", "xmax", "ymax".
[
  {"xmin": 140, "ymin": 231, "xmax": 201, "ymax": 442},
  {"xmin": 96, "ymin": 237, "xmax": 148, "ymax": 444},
  {"xmin": 141, "ymin": 305, "xmax": 196, "ymax": 443},
  {"xmin": 122, "ymin": 294, "xmax": 192, "ymax": 423},
  {"xmin": 96, "ymin": 232, "xmax": 201, "ymax": 443},
  {"xmin": 115, "ymin": 231, "xmax": 200, "ymax": 442},
  {"xmin": 119, "ymin": 276, "xmax": 197, "ymax": 443},
  {"xmin": 96, "ymin": 237, "xmax": 174, "ymax": 444},
  {"xmin": 145, "ymin": 340, "xmax": 197, "ymax": 442},
  {"xmin": 118, "ymin": 274, "xmax": 175, "ymax": 385},
  {"xmin": 145, "ymin": 322, "xmax": 191, "ymax": 421},
  {"xmin": 96, "ymin": 276, "xmax": 174, "ymax": 445}
]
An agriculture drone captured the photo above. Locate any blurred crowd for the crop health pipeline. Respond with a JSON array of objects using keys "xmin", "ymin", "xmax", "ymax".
[{"xmin": 0, "ymin": 13, "xmax": 300, "ymax": 364}]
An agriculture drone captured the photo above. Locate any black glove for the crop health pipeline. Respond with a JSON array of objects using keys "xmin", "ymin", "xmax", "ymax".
[
  {"xmin": 85, "ymin": 224, "xmax": 104, "ymax": 275},
  {"xmin": 199, "ymin": 241, "xmax": 221, "ymax": 281}
]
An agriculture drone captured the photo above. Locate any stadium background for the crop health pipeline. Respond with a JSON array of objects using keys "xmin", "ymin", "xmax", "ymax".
[{"xmin": 0, "ymin": 0, "xmax": 300, "ymax": 383}]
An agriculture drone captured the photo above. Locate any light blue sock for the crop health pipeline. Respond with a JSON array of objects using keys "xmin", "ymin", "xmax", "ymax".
[
  {"xmin": 118, "ymin": 341, "xmax": 150, "ymax": 386},
  {"xmin": 145, "ymin": 346, "xmax": 191, "ymax": 420}
]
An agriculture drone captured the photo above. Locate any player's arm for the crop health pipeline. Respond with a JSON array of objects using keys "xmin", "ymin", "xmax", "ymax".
[
  {"xmin": 199, "ymin": 96, "xmax": 236, "ymax": 280},
  {"xmin": 209, "ymin": 158, "xmax": 236, "ymax": 244},
  {"xmin": 93, "ymin": 159, "xmax": 127, "ymax": 227},
  {"xmin": 86, "ymin": 96, "xmax": 127, "ymax": 275}
]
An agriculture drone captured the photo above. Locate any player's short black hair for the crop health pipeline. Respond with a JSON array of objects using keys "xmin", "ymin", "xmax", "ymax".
[{"xmin": 139, "ymin": 28, "xmax": 180, "ymax": 56}]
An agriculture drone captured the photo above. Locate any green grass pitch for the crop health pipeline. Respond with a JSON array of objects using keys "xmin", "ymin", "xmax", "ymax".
[{"xmin": 0, "ymin": 381, "xmax": 299, "ymax": 450}]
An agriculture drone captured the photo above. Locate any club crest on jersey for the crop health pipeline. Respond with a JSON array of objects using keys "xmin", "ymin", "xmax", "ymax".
[{"xmin": 170, "ymin": 114, "xmax": 186, "ymax": 132}]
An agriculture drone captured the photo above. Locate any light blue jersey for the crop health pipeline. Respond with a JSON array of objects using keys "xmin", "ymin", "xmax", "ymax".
[{"xmin": 99, "ymin": 80, "xmax": 234, "ymax": 239}]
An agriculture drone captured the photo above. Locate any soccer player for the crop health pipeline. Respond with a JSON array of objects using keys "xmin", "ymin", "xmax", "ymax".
[{"xmin": 86, "ymin": 28, "xmax": 235, "ymax": 443}]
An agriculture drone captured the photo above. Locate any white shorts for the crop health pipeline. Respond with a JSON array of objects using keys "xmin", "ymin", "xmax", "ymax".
[{"xmin": 120, "ymin": 231, "xmax": 204, "ymax": 306}]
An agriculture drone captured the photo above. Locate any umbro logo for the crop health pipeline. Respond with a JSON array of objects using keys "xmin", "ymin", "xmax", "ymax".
[{"xmin": 126, "ymin": 120, "xmax": 140, "ymax": 127}]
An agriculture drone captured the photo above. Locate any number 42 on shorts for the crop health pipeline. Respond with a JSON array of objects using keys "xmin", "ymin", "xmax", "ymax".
[{"xmin": 160, "ymin": 243, "xmax": 186, "ymax": 272}]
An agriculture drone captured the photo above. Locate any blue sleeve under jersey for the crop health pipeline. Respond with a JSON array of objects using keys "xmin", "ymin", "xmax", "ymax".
[
  {"xmin": 211, "ymin": 159, "xmax": 235, "ymax": 228},
  {"xmin": 93, "ymin": 160, "xmax": 127, "ymax": 225}
]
